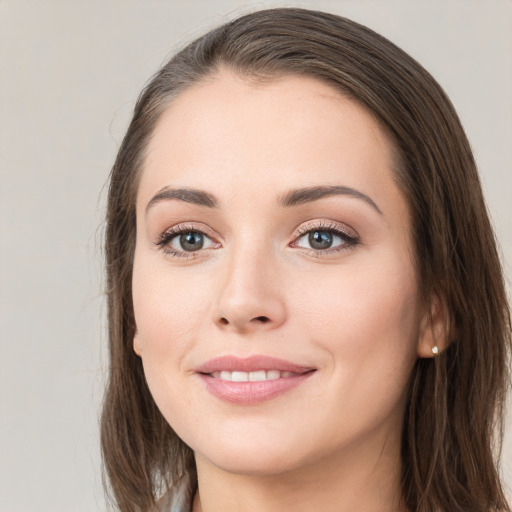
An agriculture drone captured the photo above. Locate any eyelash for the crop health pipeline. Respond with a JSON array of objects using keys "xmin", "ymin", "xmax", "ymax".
[
  {"xmin": 156, "ymin": 223, "xmax": 218, "ymax": 259},
  {"xmin": 292, "ymin": 221, "xmax": 360, "ymax": 257},
  {"xmin": 155, "ymin": 221, "xmax": 360, "ymax": 258}
]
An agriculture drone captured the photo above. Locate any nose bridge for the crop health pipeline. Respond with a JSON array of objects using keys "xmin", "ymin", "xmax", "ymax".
[{"xmin": 215, "ymin": 233, "xmax": 286, "ymax": 332}]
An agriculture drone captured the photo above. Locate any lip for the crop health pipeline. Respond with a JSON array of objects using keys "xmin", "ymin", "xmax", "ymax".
[
  {"xmin": 196, "ymin": 355, "xmax": 316, "ymax": 405},
  {"xmin": 196, "ymin": 355, "xmax": 314, "ymax": 374}
]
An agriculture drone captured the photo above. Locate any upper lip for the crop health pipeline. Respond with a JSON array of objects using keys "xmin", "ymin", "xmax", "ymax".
[{"xmin": 196, "ymin": 355, "xmax": 315, "ymax": 374}]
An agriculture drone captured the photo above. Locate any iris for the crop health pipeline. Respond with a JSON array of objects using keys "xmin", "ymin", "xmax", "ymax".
[
  {"xmin": 180, "ymin": 232, "xmax": 204, "ymax": 251},
  {"xmin": 309, "ymin": 230, "xmax": 333, "ymax": 250}
]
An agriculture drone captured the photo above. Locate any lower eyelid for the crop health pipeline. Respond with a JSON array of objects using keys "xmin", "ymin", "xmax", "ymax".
[
  {"xmin": 155, "ymin": 225, "xmax": 222, "ymax": 258},
  {"xmin": 293, "ymin": 234, "xmax": 356, "ymax": 250},
  {"xmin": 155, "ymin": 222, "xmax": 358, "ymax": 258}
]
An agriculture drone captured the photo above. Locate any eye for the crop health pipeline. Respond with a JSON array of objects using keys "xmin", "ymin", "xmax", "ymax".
[
  {"xmin": 305, "ymin": 230, "xmax": 337, "ymax": 250},
  {"xmin": 156, "ymin": 225, "xmax": 219, "ymax": 257},
  {"xmin": 173, "ymin": 231, "xmax": 207, "ymax": 251},
  {"xmin": 292, "ymin": 222, "xmax": 359, "ymax": 254}
]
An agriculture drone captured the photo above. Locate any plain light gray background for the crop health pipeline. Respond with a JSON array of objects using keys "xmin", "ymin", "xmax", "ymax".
[{"xmin": 1, "ymin": 1, "xmax": 511, "ymax": 511}]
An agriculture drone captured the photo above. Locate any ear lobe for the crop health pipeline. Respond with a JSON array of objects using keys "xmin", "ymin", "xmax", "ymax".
[
  {"xmin": 417, "ymin": 294, "xmax": 449, "ymax": 358},
  {"xmin": 133, "ymin": 327, "xmax": 142, "ymax": 357}
]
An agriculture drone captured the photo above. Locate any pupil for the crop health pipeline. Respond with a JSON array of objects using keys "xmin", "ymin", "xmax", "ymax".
[
  {"xmin": 180, "ymin": 232, "xmax": 203, "ymax": 251},
  {"xmin": 309, "ymin": 230, "xmax": 332, "ymax": 250}
]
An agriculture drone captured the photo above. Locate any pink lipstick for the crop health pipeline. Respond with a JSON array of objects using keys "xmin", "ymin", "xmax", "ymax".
[{"xmin": 196, "ymin": 355, "xmax": 316, "ymax": 405}]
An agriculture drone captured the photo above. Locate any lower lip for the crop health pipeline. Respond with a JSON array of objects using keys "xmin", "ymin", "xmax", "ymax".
[{"xmin": 198, "ymin": 372, "xmax": 315, "ymax": 405}]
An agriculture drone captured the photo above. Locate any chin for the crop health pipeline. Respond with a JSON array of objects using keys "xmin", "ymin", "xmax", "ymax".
[
  {"xmin": 190, "ymin": 423, "xmax": 333, "ymax": 478},
  {"xmin": 197, "ymin": 445, "xmax": 308, "ymax": 477}
]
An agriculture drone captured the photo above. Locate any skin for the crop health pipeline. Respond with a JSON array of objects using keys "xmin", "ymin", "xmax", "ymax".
[{"xmin": 132, "ymin": 71, "xmax": 445, "ymax": 512}]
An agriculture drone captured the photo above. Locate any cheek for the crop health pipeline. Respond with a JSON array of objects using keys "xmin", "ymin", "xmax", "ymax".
[
  {"xmin": 132, "ymin": 259, "xmax": 211, "ymax": 423},
  {"xmin": 133, "ymin": 258, "xmax": 209, "ymax": 347},
  {"xmin": 131, "ymin": 257, "xmax": 215, "ymax": 416},
  {"xmin": 294, "ymin": 254, "xmax": 420, "ymax": 382},
  {"xmin": 287, "ymin": 259, "xmax": 420, "ymax": 443}
]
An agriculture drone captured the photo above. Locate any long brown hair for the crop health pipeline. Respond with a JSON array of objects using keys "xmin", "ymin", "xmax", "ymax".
[{"xmin": 101, "ymin": 8, "xmax": 511, "ymax": 511}]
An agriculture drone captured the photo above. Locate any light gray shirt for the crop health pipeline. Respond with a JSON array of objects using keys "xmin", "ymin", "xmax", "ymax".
[{"xmin": 156, "ymin": 474, "xmax": 195, "ymax": 512}]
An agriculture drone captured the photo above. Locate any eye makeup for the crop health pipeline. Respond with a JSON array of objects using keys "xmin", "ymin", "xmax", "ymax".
[
  {"xmin": 290, "ymin": 220, "xmax": 360, "ymax": 258},
  {"xmin": 155, "ymin": 223, "xmax": 221, "ymax": 258},
  {"xmin": 154, "ymin": 218, "xmax": 360, "ymax": 260}
]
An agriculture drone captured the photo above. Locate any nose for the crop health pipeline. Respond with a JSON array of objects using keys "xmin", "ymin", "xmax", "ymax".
[{"xmin": 214, "ymin": 245, "xmax": 287, "ymax": 333}]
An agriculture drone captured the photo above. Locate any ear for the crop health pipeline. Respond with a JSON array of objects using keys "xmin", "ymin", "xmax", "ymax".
[
  {"xmin": 133, "ymin": 326, "xmax": 142, "ymax": 357},
  {"xmin": 417, "ymin": 294, "xmax": 450, "ymax": 358}
]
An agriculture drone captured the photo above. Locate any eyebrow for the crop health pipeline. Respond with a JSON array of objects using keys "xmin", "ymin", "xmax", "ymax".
[
  {"xmin": 146, "ymin": 186, "xmax": 218, "ymax": 212},
  {"xmin": 146, "ymin": 184, "xmax": 382, "ymax": 215},
  {"xmin": 278, "ymin": 185, "xmax": 383, "ymax": 214}
]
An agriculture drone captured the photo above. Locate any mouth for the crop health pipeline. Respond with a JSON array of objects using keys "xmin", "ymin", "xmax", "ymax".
[
  {"xmin": 209, "ymin": 369, "xmax": 304, "ymax": 382},
  {"xmin": 196, "ymin": 355, "xmax": 316, "ymax": 404}
]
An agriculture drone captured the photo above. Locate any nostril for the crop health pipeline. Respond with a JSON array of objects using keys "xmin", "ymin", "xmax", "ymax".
[
  {"xmin": 253, "ymin": 316, "xmax": 270, "ymax": 323},
  {"xmin": 217, "ymin": 315, "xmax": 272, "ymax": 327}
]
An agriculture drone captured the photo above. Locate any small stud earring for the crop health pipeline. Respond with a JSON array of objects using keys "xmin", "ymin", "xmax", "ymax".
[{"xmin": 432, "ymin": 346, "xmax": 439, "ymax": 355}]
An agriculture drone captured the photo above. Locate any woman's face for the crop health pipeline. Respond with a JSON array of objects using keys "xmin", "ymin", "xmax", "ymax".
[{"xmin": 132, "ymin": 71, "xmax": 435, "ymax": 477}]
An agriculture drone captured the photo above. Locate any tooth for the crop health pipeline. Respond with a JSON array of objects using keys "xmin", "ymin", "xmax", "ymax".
[
  {"xmin": 249, "ymin": 370, "xmax": 267, "ymax": 381},
  {"xmin": 216, "ymin": 370, "xmax": 291, "ymax": 381},
  {"xmin": 231, "ymin": 371, "xmax": 249, "ymax": 382}
]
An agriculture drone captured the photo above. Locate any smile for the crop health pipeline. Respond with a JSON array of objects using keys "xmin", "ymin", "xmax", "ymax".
[
  {"xmin": 196, "ymin": 356, "xmax": 316, "ymax": 404},
  {"xmin": 211, "ymin": 370, "xmax": 299, "ymax": 382}
]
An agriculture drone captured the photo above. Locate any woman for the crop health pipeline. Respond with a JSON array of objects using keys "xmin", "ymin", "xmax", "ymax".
[{"xmin": 101, "ymin": 8, "xmax": 511, "ymax": 512}]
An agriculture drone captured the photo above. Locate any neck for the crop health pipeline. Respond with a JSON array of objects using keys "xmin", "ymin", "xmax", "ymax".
[{"xmin": 192, "ymin": 430, "xmax": 407, "ymax": 512}]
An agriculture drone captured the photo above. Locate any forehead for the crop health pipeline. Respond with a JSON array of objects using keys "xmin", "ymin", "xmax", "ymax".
[{"xmin": 138, "ymin": 71, "xmax": 404, "ymax": 219}]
